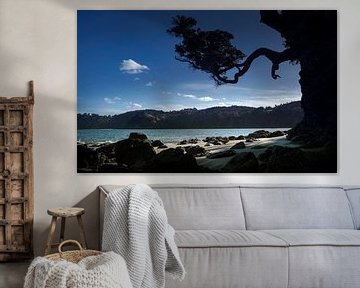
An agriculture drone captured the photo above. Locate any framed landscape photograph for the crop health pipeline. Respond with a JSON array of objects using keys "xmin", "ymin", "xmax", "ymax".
[{"xmin": 77, "ymin": 10, "xmax": 337, "ymax": 173}]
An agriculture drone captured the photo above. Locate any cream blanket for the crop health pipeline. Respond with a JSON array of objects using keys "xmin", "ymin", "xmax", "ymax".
[
  {"xmin": 102, "ymin": 184, "xmax": 185, "ymax": 288},
  {"xmin": 24, "ymin": 251, "xmax": 132, "ymax": 288}
]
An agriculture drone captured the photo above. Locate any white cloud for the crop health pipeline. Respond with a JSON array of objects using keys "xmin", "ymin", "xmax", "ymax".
[
  {"xmin": 145, "ymin": 81, "xmax": 153, "ymax": 87},
  {"xmin": 217, "ymin": 96, "xmax": 301, "ymax": 108},
  {"xmin": 182, "ymin": 94, "xmax": 196, "ymax": 99},
  {"xmin": 134, "ymin": 77, "xmax": 140, "ymax": 81},
  {"xmin": 104, "ymin": 96, "xmax": 121, "ymax": 104},
  {"xmin": 119, "ymin": 59, "xmax": 149, "ymax": 74},
  {"xmin": 177, "ymin": 92, "xmax": 217, "ymax": 102},
  {"xmin": 181, "ymin": 82, "xmax": 300, "ymax": 97},
  {"xmin": 198, "ymin": 96, "xmax": 216, "ymax": 102},
  {"xmin": 104, "ymin": 97, "xmax": 115, "ymax": 104},
  {"xmin": 126, "ymin": 102, "xmax": 143, "ymax": 109}
]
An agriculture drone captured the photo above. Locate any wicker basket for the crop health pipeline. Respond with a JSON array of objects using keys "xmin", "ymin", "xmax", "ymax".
[{"xmin": 45, "ymin": 240, "xmax": 102, "ymax": 263}]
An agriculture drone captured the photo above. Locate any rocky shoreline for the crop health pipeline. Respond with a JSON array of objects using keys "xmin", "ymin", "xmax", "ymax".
[{"xmin": 77, "ymin": 130, "xmax": 335, "ymax": 173}]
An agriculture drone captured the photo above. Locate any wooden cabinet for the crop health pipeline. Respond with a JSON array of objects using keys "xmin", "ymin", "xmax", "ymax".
[{"xmin": 0, "ymin": 81, "xmax": 34, "ymax": 261}]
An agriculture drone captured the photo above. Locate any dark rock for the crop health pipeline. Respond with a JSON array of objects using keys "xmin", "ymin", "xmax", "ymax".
[
  {"xmin": 96, "ymin": 142, "xmax": 116, "ymax": 158},
  {"xmin": 150, "ymin": 147, "xmax": 199, "ymax": 172},
  {"xmin": 265, "ymin": 143, "xmax": 336, "ymax": 173},
  {"xmin": 248, "ymin": 130, "xmax": 270, "ymax": 139},
  {"xmin": 158, "ymin": 144, "xmax": 168, "ymax": 149},
  {"xmin": 231, "ymin": 142, "xmax": 246, "ymax": 149},
  {"xmin": 98, "ymin": 163, "xmax": 129, "ymax": 173},
  {"xmin": 204, "ymin": 136, "xmax": 230, "ymax": 145},
  {"xmin": 246, "ymin": 139, "xmax": 254, "ymax": 143},
  {"xmin": 77, "ymin": 144, "xmax": 99, "ymax": 170},
  {"xmin": 188, "ymin": 138, "xmax": 199, "ymax": 144},
  {"xmin": 221, "ymin": 152, "xmax": 259, "ymax": 172},
  {"xmin": 152, "ymin": 140, "xmax": 164, "ymax": 147},
  {"xmin": 178, "ymin": 140, "xmax": 187, "ymax": 145},
  {"xmin": 268, "ymin": 130, "xmax": 285, "ymax": 138},
  {"xmin": 128, "ymin": 132, "xmax": 148, "ymax": 141},
  {"xmin": 262, "ymin": 146, "xmax": 311, "ymax": 172},
  {"xmin": 186, "ymin": 145, "xmax": 207, "ymax": 157},
  {"xmin": 207, "ymin": 149, "xmax": 236, "ymax": 159},
  {"xmin": 204, "ymin": 143, "xmax": 211, "ymax": 147},
  {"xmin": 97, "ymin": 152, "xmax": 109, "ymax": 165},
  {"xmin": 251, "ymin": 145, "xmax": 267, "ymax": 150},
  {"xmin": 221, "ymin": 137, "xmax": 229, "ymax": 144},
  {"xmin": 236, "ymin": 135, "xmax": 245, "ymax": 140},
  {"xmin": 176, "ymin": 147, "xmax": 186, "ymax": 153},
  {"xmin": 229, "ymin": 136, "xmax": 236, "ymax": 140},
  {"xmin": 114, "ymin": 138, "xmax": 156, "ymax": 167},
  {"xmin": 257, "ymin": 147, "xmax": 274, "ymax": 162},
  {"xmin": 183, "ymin": 146, "xmax": 191, "ymax": 152}
]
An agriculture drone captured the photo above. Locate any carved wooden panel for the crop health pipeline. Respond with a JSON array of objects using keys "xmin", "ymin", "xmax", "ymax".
[{"xmin": 0, "ymin": 81, "xmax": 34, "ymax": 261}]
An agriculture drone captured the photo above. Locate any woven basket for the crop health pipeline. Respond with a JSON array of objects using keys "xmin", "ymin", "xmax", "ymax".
[{"xmin": 45, "ymin": 240, "xmax": 102, "ymax": 263}]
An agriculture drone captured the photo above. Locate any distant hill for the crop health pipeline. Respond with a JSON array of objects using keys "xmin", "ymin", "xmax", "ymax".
[{"xmin": 77, "ymin": 101, "xmax": 303, "ymax": 129}]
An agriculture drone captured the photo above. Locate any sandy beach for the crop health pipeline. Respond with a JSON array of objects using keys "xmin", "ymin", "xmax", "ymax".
[{"xmin": 155, "ymin": 135, "xmax": 301, "ymax": 171}]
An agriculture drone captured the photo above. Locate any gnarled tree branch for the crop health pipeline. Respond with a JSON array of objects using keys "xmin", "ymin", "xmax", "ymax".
[
  {"xmin": 213, "ymin": 48, "xmax": 294, "ymax": 84},
  {"xmin": 168, "ymin": 15, "xmax": 296, "ymax": 86}
]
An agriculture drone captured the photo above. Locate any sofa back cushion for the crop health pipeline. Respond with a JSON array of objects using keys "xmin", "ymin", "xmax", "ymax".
[
  {"xmin": 240, "ymin": 187, "xmax": 355, "ymax": 230},
  {"xmin": 154, "ymin": 186, "xmax": 246, "ymax": 230},
  {"xmin": 345, "ymin": 188, "xmax": 360, "ymax": 229}
]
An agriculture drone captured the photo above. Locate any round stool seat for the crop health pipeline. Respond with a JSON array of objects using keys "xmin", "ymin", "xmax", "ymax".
[
  {"xmin": 45, "ymin": 207, "xmax": 88, "ymax": 255},
  {"xmin": 47, "ymin": 207, "xmax": 85, "ymax": 218}
]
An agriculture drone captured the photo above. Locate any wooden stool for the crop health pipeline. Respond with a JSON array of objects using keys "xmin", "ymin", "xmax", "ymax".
[{"xmin": 45, "ymin": 207, "xmax": 87, "ymax": 255}]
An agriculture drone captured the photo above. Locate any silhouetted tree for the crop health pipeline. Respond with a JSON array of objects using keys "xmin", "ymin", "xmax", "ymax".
[{"xmin": 168, "ymin": 11, "xmax": 337, "ymax": 147}]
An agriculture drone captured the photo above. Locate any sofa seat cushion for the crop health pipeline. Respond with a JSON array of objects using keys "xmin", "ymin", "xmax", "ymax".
[
  {"xmin": 175, "ymin": 230, "xmax": 288, "ymax": 248},
  {"xmin": 261, "ymin": 229, "xmax": 360, "ymax": 246}
]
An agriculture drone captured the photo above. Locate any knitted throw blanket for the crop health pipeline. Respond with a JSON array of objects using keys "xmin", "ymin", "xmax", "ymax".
[
  {"xmin": 24, "ymin": 251, "xmax": 133, "ymax": 288},
  {"xmin": 102, "ymin": 184, "xmax": 185, "ymax": 288}
]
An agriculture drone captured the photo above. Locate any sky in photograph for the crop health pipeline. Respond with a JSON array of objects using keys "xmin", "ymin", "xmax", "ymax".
[{"xmin": 77, "ymin": 10, "xmax": 301, "ymax": 115}]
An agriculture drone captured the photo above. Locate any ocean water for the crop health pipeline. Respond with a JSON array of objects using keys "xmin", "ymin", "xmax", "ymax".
[{"xmin": 77, "ymin": 128, "xmax": 290, "ymax": 144}]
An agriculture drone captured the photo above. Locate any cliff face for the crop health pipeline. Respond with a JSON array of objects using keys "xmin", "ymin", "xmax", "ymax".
[
  {"xmin": 78, "ymin": 101, "xmax": 303, "ymax": 129},
  {"xmin": 260, "ymin": 11, "xmax": 337, "ymax": 146}
]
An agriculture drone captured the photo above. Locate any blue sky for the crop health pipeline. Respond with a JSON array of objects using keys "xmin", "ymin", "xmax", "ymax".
[{"xmin": 77, "ymin": 10, "xmax": 301, "ymax": 115}]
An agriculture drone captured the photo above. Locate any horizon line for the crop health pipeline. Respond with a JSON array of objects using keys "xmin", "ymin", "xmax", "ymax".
[{"xmin": 77, "ymin": 100, "xmax": 301, "ymax": 116}]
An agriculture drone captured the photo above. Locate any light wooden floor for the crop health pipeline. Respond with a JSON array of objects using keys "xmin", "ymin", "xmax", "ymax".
[{"xmin": 0, "ymin": 261, "xmax": 30, "ymax": 288}]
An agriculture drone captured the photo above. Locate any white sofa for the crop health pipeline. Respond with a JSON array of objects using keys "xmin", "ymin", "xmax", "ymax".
[{"xmin": 99, "ymin": 185, "xmax": 360, "ymax": 288}]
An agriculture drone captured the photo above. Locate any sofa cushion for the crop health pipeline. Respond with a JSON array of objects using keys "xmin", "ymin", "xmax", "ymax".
[
  {"xmin": 261, "ymin": 229, "xmax": 360, "ymax": 246},
  {"xmin": 175, "ymin": 230, "xmax": 287, "ymax": 248},
  {"xmin": 261, "ymin": 230, "xmax": 360, "ymax": 288},
  {"xmin": 241, "ymin": 187, "xmax": 355, "ymax": 230},
  {"xmin": 165, "ymin": 247, "xmax": 288, "ymax": 288},
  {"xmin": 100, "ymin": 185, "xmax": 246, "ymax": 230},
  {"xmin": 154, "ymin": 186, "xmax": 246, "ymax": 230},
  {"xmin": 345, "ymin": 188, "xmax": 360, "ymax": 229},
  {"xmin": 287, "ymin": 246, "xmax": 360, "ymax": 288}
]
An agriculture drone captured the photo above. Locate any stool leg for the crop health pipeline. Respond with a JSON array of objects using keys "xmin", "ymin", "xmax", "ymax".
[
  {"xmin": 77, "ymin": 215, "xmax": 87, "ymax": 249},
  {"xmin": 45, "ymin": 216, "xmax": 57, "ymax": 255},
  {"xmin": 60, "ymin": 217, "xmax": 66, "ymax": 243}
]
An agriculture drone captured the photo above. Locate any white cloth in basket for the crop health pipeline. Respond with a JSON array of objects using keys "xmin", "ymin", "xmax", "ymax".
[{"xmin": 24, "ymin": 251, "xmax": 133, "ymax": 288}]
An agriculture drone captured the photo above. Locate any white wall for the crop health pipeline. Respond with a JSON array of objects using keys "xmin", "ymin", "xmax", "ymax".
[{"xmin": 0, "ymin": 0, "xmax": 359, "ymax": 256}]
